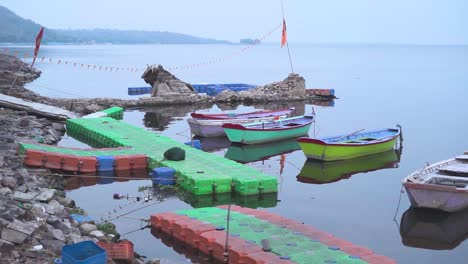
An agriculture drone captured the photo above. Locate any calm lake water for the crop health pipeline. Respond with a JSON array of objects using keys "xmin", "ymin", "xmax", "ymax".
[{"xmin": 7, "ymin": 43, "xmax": 468, "ymax": 263}]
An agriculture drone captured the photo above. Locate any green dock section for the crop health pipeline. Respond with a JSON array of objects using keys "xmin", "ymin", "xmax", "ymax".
[
  {"xmin": 65, "ymin": 116, "xmax": 278, "ymax": 196},
  {"xmin": 174, "ymin": 207, "xmax": 366, "ymax": 264}
]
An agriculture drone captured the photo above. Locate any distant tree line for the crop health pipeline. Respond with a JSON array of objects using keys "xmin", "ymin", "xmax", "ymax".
[{"xmin": 0, "ymin": 5, "xmax": 229, "ymax": 44}]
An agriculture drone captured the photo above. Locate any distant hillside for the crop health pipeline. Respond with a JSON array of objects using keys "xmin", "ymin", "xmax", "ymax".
[{"xmin": 0, "ymin": 5, "xmax": 229, "ymax": 44}]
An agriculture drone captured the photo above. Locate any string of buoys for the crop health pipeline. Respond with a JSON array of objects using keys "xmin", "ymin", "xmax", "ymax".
[{"xmin": 0, "ymin": 23, "xmax": 281, "ymax": 74}]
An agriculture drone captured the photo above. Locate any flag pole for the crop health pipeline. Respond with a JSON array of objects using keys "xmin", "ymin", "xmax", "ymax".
[{"xmin": 281, "ymin": 0, "xmax": 294, "ymax": 73}]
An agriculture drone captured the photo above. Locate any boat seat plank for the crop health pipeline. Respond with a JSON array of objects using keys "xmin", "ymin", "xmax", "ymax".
[
  {"xmin": 439, "ymin": 164, "xmax": 468, "ymax": 175},
  {"xmin": 455, "ymin": 155, "xmax": 468, "ymax": 161}
]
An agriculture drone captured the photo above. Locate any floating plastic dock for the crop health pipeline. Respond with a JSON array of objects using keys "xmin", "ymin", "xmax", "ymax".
[
  {"xmin": 150, "ymin": 206, "xmax": 395, "ymax": 264},
  {"xmin": 19, "ymin": 107, "xmax": 278, "ymax": 196}
]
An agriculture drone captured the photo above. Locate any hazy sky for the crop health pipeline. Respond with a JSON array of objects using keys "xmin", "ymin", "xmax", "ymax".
[{"xmin": 1, "ymin": 0, "xmax": 467, "ymax": 44}]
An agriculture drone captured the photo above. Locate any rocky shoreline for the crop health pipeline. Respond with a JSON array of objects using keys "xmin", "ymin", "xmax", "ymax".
[{"xmin": 0, "ymin": 55, "xmax": 157, "ymax": 263}]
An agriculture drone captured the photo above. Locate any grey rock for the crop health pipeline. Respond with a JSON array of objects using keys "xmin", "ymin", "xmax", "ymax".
[
  {"xmin": 56, "ymin": 196, "xmax": 75, "ymax": 207},
  {"xmin": 7, "ymin": 220, "xmax": 38, "ymax": 235},
  {"xmin": 146, "ymin": 259, "xmax": 161, "ymax": 264},
  {"xmin": 15, "ymin": 184, "xmax": 29, "ymax": 193},
  {"xmin": 142, "ymin": 65, "xmax": 196, "ymax": 97},
  {"xmin": 48, "ymin": 229, "xmax": 65, "ymax": 241},
  {"xmin": 1, "ymin": 207, "xmax": 25, "ymax": 221},
  {"xmin": 52, "ymin": 122, "xmax": 65, "ymax": 132},
  {"xmin": 47, "ymin": 200, "xmax": 65, "ymax": 216},
  {"xmin": 0, "ymin": 176, "xmax": 16, "ymax": 189},
  {"xmin": 0, "ymin": 187, "xmax": 12, "ymax": 196},
  {"xmin": 40, "ymin": 239, "xmax": 64, "ymax": 255},
  {"xmin": 35, "ymin": 189, "xmax": 56, "ymax": 202},
  {"xmin": 68, "ymin": 233, "xmax": 86, "ymax": 244},
  {"xmin": 13, "ymin": 191, "xmax": 35, "ymax": 202},
  {"xmin": 79, "ymin": 223, "xmax": 97, "ymax": 235},
  {"xmin": 1, "ymin": 228, "xmax": 29, "ymax": 244},
  {"xmin": 89, "ymin": 230, "xmax": 105, "ymax": 240},
  {"xmin": 0, "ymin": 218, "xmax": 10, "ymax": 228},
  {"xmin": 70, "ymin": 227, "xmax": 81, "ymax": 236},
  {"xmin": 0, "ymin": 238, "xmax": 14, "ymax": 254},
  {"xmin": 46, "ymin": 216, "xmax": 71, "ymax": 234}
]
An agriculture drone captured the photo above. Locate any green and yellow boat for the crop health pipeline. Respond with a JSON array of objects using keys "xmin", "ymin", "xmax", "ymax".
[
  {"xmin": 297, "ymin": 148, "xmax": 401, "ymax": 184},
  {"xmin": 297, "ymin": 126, "xmax": 401, "ymax": 161},
  {"xmin": 222, "ymin": 115, "xmax": 314, "ymax": 145}
]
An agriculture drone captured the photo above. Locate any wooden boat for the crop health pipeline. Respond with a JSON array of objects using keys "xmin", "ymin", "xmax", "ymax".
[
  {"xmin": 403, "ymin": 152, "xmax": 468, "ymax": 212},
  {"xmin": 297, "ymin": 149, "xmax": 400, "ymax": 184},
  {"xmin": 188, "ymin": 115, "xmax": 288, "ymax": 137},
  {"xmin": 225, "ymin": 139, "xmax": 300, "ymax": 163},
  {"xmin": 400, "ymin": 207, "xmax": 468, "ymax": 250},
  {"xmin": 296, "ymin": 126, "xmax": 401, "ymax": 161},
  {"xmin": 188, "ymin": 108, "xmax": 295, "ymax": 137},
  {"xmin": 191, "ymin": 108, "xmax": 295, "ymax": 120},
  {"xmin": 222, "ymin": 115, "xmax": 315, "ymax": 144}
]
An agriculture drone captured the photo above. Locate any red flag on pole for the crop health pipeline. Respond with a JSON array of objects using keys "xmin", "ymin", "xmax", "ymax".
[
  {"xmin": 281, "ymin": 18, "xmax": 287, "ymax": 47},
  {"xmin": 31, "ymin": 27, "xmax": 44, "ymax": 67}
]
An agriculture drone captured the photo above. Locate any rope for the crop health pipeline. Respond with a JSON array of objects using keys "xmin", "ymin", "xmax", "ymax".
[
  {"xmin": 28, "ymin": 83, "xmax": 87, "ymax": 98},
  {"xmin": 392, "ymin": 185, "xmax": 405, "ymax": 221},
  {"xmin": 120, "ymin": 224, "xmax": 150, "ymax": 237},
  {"xmin": 7, "ymin": 62, "xmax": 26, "ymax": 95},
  {"xmin": 6, "ymin": 24, "xmax": 281, "ymax": 75},
  {"xmin": 223, "ymin": 204, "xmax": 232, "ymax": 263},
  {"xmin": 105, "ymin": 200, "xmax": 163, "ymax": 222}
]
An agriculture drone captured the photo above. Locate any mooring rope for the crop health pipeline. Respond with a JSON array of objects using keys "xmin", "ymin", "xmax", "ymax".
[
  {"xmin": 392, "ymin": 185, "xmax": 405, "ymax": 222},
  {"xmin": 223, "ymin": 204, "xmax": 232, "ymax": 263}
]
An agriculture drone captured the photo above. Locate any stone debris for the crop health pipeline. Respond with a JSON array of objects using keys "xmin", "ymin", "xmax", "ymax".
[
  {"xmin": 215, "ymin": 73, "xmax": 313, "ymax": 103},
  {"xmin": 79, "ymin": 223, "xmax": 98, "ymax": 235},
  {"xmin": 142, "ymin": 64, "xmax": 195, "ymax": 96}
]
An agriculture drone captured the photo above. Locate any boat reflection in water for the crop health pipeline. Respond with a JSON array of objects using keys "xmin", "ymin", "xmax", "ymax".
[
  {"xmin": 224, "ymin": 138, "xmax": 301, "ymax": 164},
  {"xmin": 297, "ymin": 148, "xmax": 402, "ymax": 184},
  {"xmin": 194, "ymin": 136, "xmax": 231, "ymax": 152},
  {"xmin": 400, "ymin": 207, "xmax": 468, "ymax": 250}
]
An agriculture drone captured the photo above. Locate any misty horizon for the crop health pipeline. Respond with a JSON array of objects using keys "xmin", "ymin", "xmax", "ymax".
[{"xmin": 0, "ymin": 0, "xmax": 466, "ymax": 45}]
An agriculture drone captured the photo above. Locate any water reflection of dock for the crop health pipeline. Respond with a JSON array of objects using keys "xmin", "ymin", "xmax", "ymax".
[
  {"xmin": 400, "ymin": 207, "xmax": 468, "ymax": 250},
  {"xmin": 64, "ymin": 169, "xmax": 149, "ymax": 190},
  {"xmin": 297, "ymin": 148, "xmax": 401, "ymax": 184},
  {"xmin": 181, "ymin": 192, "xmax": 278, "ymax": 209}
]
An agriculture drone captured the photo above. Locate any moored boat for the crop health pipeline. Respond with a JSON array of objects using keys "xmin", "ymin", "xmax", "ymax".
[
  {"xmin": 191, "ymin": 108, "xmax": 295, "ymax": 120},
  {"xmin": 222, "ymin": 115, "xmax": 315, "ymax": 144},
  {"xmin": 296, "ymin": 126, "xmax": 401, "ymax": 161},
  {"xmin": 402, "ymin": 152, "xmax": 468, "ymax": 212},
  {"xmin": 188, "ymin": 115, "xmax": 288, "ymax": 137}
]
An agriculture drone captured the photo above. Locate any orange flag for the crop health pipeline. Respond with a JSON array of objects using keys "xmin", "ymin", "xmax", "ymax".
[
  {"xmin": 281, "ymin": 18, "xmax": 287, "ymax": 47},
  {"xmin": 31, "ymin": 27, "xmax": 44, "ymax": 67}
]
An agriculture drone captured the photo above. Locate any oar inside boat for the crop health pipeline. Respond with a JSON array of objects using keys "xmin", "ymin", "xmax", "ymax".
[{"xmin": 331, "ymin": 128, "xmax": 366, "ymax": 143}]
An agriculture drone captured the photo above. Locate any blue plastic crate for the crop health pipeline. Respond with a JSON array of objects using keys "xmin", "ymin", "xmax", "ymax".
[
  {"xmin": 152, "ymin": 167, "xmax": 176, "ymax": 185},
  {"xmin": 96, "ymin": 156, "xmax": 114, "ymax": 172},
  {"xmin": 62, "ymin": 240, "xmax": 106, "ymax": 264}
]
